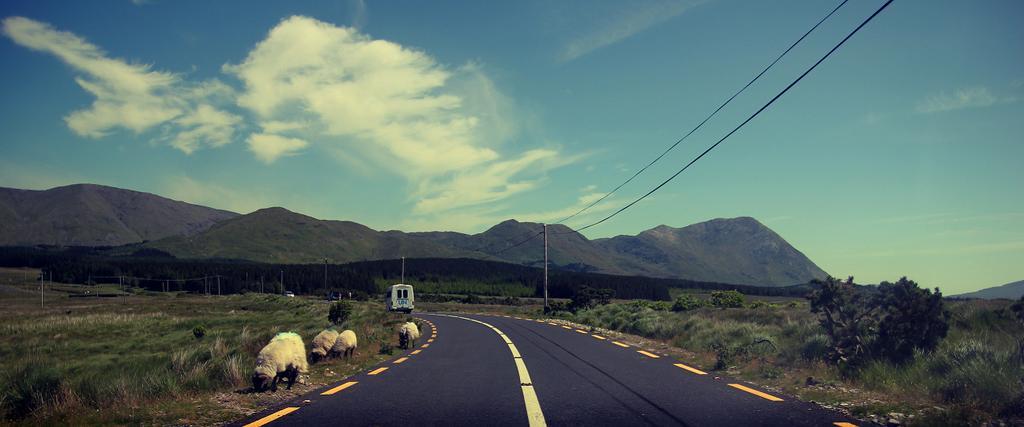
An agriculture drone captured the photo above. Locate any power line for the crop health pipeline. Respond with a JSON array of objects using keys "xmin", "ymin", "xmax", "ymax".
[
  {"xmin": 554, "ymin": 0, "xmax": 852, "ymax": 227},
  {"xmin": 564, "ymin": 0, "xmax": 894, "ymax": 235}
]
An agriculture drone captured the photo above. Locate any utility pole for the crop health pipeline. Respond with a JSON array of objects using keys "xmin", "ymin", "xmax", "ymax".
[
  {"xmin": 217, "ymin": 275, "xmax": 221, "ymax": 296},
  {"xmin": 280, "ymin": 270, "xmax": 284, "ymax": 293},
  {"xmin": 543, "ymin": 223, "xmax": 549, "ymax": 311},
  {"xmin": 401, "ymin": 257, "xmax": 405, "ymax": 284},
  {"xmin": 39, "ymin": 270, "xmax": 43, "ymax": 309},
  {"xmin": 260, "ymin": 276, "xmax": 264, "ymax": 294},
  {"xmin": 324, "ymin": 258, "xmax": 328, "ymax": 296}
]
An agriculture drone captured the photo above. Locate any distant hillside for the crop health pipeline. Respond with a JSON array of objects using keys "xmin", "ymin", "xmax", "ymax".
[
  {"xmin": 595, "ymin": 217, "xmax": 829, "ymax": 286},
  {"xmin": 954, "ymin": 280, "xmax": 1024, "ymax": 300},
  {"xmin": 147, "ymin": 208, "xmax": 826, "ymax": 286},
  {"xmin": 148, "ymin": 207, "xmax": 476, "ymax": 264},
  {"xmin": 0, "ymin": 184, "xmax": 237, "ymax": 246}
]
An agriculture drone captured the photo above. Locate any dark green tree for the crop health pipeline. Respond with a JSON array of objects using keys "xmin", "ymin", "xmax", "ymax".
[
  {"xmin": 671, "ymin": 294, "xmax": 704, "ymax": 312},
  {"xmin": 328, "ymin": 301, "xmax": 353, "ymax": 325},
  {"xmin": 872, "ymin": 277, "xmax": 949, "ymax": 363},
  {"xmin": 808, "ymin": 276, "xmax": 876, "ymax": 371},
  {"xmin": 709, "ymin": 290, "xmax": 745, "ymax": 308}
]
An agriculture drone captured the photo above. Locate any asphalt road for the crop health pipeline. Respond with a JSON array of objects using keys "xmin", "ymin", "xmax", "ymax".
[{"xmin": 234, "ymin": 313, "xmax": 864, "ymax": 427}]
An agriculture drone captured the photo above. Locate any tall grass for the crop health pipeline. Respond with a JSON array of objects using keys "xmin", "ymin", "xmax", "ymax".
[
  {"xmin": 572, "ymin": 298, "xmax": 1024, "ymax": 423},
  {"xmin": 0, "ymin": 293, "xmax": 401, "ymax": 422}
]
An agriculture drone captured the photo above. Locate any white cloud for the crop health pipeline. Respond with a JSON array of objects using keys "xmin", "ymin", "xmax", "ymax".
[
  {"xmin": 1, "ymin": 16, "xmax": 239, "ymax": 153},
  {"xmin": 561, "ymin": 0, "xmax": 705, "ymax": 62},
  {"xmin": 247, "ymin": 133, "xmax": 309, "ymax": 164},
  {"xmin": 915, "ymin": 86, "xmax": 1012, "ymax": 113},
  {"xmin": 225, "ymin": 16, "xmax": 568, "ymax": 213}
]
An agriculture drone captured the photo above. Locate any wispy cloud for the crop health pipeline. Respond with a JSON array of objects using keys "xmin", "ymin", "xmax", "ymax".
[
  {"xmin": 915, "ymin": 86, "xmax": 1015, "ymax": 113},
  {"xmin": 560, "ymin": 0, "xmax": 705, "ymax": 62},
  {"xmin": 1, "ymin": 16, "xmax": 239, "ymax": 154},
  {"xmin": 4, "ymin": 15, "xmax": 572, "ymax": 222}
]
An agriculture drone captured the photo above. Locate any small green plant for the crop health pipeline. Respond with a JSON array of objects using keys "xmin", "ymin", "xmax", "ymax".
[
  {"xmin": 671, "ymin": 295, "xmax": 704, "ymax": 312},
  {"xmin": 378, "ymin": 342, "xmax": 394, "ymax": 355},
  {"xmin": 328, "ymin": 300, "xmax": 353, "ymax": 325},
  {"xmin": 709, "ymin": 290, "xmax": 745, "ymax": 309},
  {"xmin": 192, "ymin": 325, "xmax": 206, "ymax": 339}
]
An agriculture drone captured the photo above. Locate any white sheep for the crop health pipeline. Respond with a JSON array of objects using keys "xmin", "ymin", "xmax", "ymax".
[
  {"xmin": 399, "ymin": 322, "xmax": 420, "ymax": 349},
  {"xmin": 331, "ymin": 329, "xmax": 358, "ymax": 359},
  {"xmin": 310, "ymin": 329, "xmax": 339, "ymax": 363},
  {"xmin": 252, "ymin": 332, "xmax": 309, "ymax": 392}
]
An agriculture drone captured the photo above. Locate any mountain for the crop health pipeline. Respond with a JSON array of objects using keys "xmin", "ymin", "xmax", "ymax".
[
  {"xmin": 954, "ymin": 280, "xmax": 1024, "ymax": 300},
  {"xmin": 0, "ymin": 183, "xmax": 827, "ymax": 286},
  {"xmin": 594, "ymin": 217, "xmax": 829, "ymax": 286},
  {"xmin": 0, "ymin": 184, "xmax": 237, "ymax": 246},
  {"xmin": 147, "ymin": 208, "xmax": 826, "ymax": 286},
  {"xmin": 148, "ymin": 207, "xmax": 477, "ymax": 264}
]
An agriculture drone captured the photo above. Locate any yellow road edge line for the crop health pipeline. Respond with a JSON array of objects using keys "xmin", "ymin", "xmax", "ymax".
[
  {"xmin": 592, "ymin": 335, "xmax": 606, "ymax": 340},
  {"xmin": 673, "ymin": 363, "xmax": 707, "ymax": 375},
  {"xmin": 612, "ymin": 341, "xmax": 630, "ymax": 348},
  {"xmin": 320, "ymin": 381, "xmax": 358, "ymax": 396},
  {"xmin": 243, "ymin": 406, "xmax": 300, "ymax": 427},
  {"xmin": 433, "ymin": 313, "xmax": 547, "ymax": 427},
  {"xmin": 561, "ymin": 325, "xmax": 572, "ymax": 330},
  {"xmin": 547, "ymin": 322, "xmax": 558, "ymax": 326},
  {"xmin": 833, "ymin": 423, "xmax": 858, "ymax": 427},
  {"xmin": 427, "ymin": 338, "xmax": 435, "ymax": 343},
  {"xmin": 394, "ymin": 357, "xmax": 409, "ymax": 364},
  {"xmin": 368, "ymin": 367, "xmax": 389, "ymax": 376},
  {"xmin": 728, "ymin": 383, "xmax": 784, "ymax": 402},
  {"xmin": 421, "ymin": 343, "xmax": 430, "ymax": 348},
  {"xmin": 637, "ymin": 350, "xmax": 660, "ymax": 358},
  {"xmin": 410, "ymin": 349, "xmax": 422, "ymax": 355},
  {"xmin": 574, "ymin": 329, "xmax": 588, "ymax": 334}
]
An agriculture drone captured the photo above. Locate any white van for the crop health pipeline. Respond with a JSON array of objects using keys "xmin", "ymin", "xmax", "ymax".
[{"xmin": 385, "ymin": 284, "xmax": 414, "ymax": 313}]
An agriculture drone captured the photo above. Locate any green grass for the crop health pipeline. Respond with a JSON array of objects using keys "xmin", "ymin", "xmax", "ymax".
[
  {"xmin": 0, "ymin": 289, "xmax": 410, "ymax": 425},
  {"xmin": 570, "ymin": 298, "xmax": 1024, "ymax": 425}
]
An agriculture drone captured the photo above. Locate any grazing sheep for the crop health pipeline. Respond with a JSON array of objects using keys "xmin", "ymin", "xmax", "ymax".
[
  {"xmin": 252, "ymin": 332, "xmax": 309, "ymax": 392},
  {"xmin": 310, "ymin": 329, "xmax": 339, "ymax": 363},
  {"xmin": 399, "ymin": 322, "xmax": 420, "ymax": 349},
  {"xmin": 331, "ymin": 329, "xmax": 358, "ymax": 359}
]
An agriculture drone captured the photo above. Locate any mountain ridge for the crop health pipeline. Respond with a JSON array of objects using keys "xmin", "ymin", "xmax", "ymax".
[{"xmin": 1, "ymin": 184, "xmax": 828, "ymax": 287}]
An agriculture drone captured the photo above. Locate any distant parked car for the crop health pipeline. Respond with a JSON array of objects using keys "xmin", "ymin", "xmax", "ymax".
[
  {"xmin": 327, "ymin": 291, "xmax": 342, "ymax": 301},
  {"xmin": 283, "ymin": 291, "xmax": 295, "ymax": 297}
]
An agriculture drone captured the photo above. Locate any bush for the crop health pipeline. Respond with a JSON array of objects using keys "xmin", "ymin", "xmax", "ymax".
[
  {"xmin": 1011, "ymin": 296, "xmax": 1024, "ymax": 324},
  {"xmin": 378, "ymin": 343, "xmax": 394, "ymax": 355},
  {"xmin": 571, "ymin": 286, "xmax": 614, "ymax": 312},
  {"xmin": 801, "ymin": 334, "xmax": 831, "ymax": 361},
  {"xmin": 328, "ymin": 301, "xmax": 353, "ymax": 325},
  {"xmin": 809, "ymin": 276, "xmax": 876, "ymax": 371},
  {"xmin": 192, "ymin": 325, "xmax": 206, "ymax": 339},
  {"xmin": 873, "ymin": 277, "xmax": 949, "ymax": 364},
  {"xmin": 671, "ymin": 295, "xmax": 703, "ymax": 312},
  {"xmin": 709, "ymin": 290, "xmax": 744, "ymax": 309}
]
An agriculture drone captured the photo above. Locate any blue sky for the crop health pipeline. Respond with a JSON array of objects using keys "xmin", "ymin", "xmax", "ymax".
[{"xmin": 1, "ymin": 0, "xmax": 1021, "ymax": 293}]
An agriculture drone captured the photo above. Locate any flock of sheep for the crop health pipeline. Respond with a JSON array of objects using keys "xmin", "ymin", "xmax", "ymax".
[{"xmin": 250, "ymin": 321, "xmax": 421, "ymax": 392}]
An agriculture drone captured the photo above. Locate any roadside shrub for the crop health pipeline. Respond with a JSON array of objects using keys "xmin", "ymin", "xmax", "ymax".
[
  {"xmin": 378, "ymin": 343, "xmax": 394, "ymax": 355},
  {"xmin": 801, "ymin": 333, "xmax": 831, "ymax": 361},
  {"xmin": 1011, "ymin": 296, "xmax": 1024, "ymax": 324},
  {"xmin": 1, "ymin": 363, "xmax": 62, "ymax": 419},
  {"xmin": 709, "ymin": 290, "xmax": 744, "ymax": 308},
  {"xmin": 671, "ymin": 295, "xmax": 703, "ymax": 312},
  {"xmin": 808, "ymin": 276, "xmax": 877, "ymax": 371},
  {"xmin": 873, "ymin": 277, "xmax": 949, "ymax": 364},
  {"xmin": 328, "ymin": 301, "xmax": 353, "ymax": 325},
  {"xmin": 192, "ymin": 325, "xmax": 206, "ymax": 339}
]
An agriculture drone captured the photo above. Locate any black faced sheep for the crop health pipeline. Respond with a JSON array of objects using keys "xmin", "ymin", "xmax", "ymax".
[
  {"xmin": 331, "ymin": 329, "xmax": 358, "ymax": 358},
  {"xmin": 252, "ymin": 332, "xmax": 309, "ymax": 392},
  {"xmin": 399, "ymin": 322, "xmax": 420, "ymax": 349},
  {"xmin": 310, "ymin": 329, "xmax": 339, "ymax": 363}
]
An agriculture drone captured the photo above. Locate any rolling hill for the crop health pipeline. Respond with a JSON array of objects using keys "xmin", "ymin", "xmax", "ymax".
[
  {"xmin": 0, "ymin": 183, "xmax": 828, "ymax": 286},
  {"xmin": 147, "ymin": 208, "xmax": 827, "ymax": 286},
  {"xmin": 0, "ymin": 184, "xmax": 237, "ymax": 246},
  {"xmin": 954, "ymin": 280, "xmax": 1024, "ymax": 300}
]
